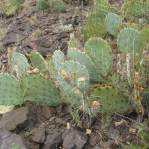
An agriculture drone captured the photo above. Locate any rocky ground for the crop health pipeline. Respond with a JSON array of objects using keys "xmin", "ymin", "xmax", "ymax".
[
  {"xmin": 0, "ymin": 103, "xmax": 143, "ymax": 149},
  {"xmin": 0, "ymin": 0, "xmax": 148, "ymax": 149}
]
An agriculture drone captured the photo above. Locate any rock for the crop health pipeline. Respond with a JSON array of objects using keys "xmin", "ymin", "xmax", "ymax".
[
  {"xmin": 92, "ymin": 146, "xmax": 102, "ymax": 149},
  {"xmin": 31, "ymin": 126, "xmax": 46, "ymax": 143},
  {"xmin": 43, "ymin": 132, "xmax": 62, "ymax": 149},
  {"xmin": 0, "ymin": 107, "xmax": 28, "ymax": 131},
  {"xmin": 0, "ymin": 129, "xmax": 27, "ymax": 149},
  {"xmin": 62, "ymin": 129, "xmax": 87, "ymax": 149},
  {"xmin": 89, "ymin": 133, "xmax": 101, "ymax": 147}
]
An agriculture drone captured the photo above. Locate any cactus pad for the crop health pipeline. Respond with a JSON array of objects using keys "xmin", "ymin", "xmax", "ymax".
[
  {"xmin": 105, "ymin": 13, "xmax": 122, "ymax": 36},
  {"xmin": 67, "ymin": 49, "xmax": 100, "ymax": 81},
  {"xmin": 0, "ymin": 74, "xmax": 23, "ymax": 106},
  {"xmin": 57, "ymin": 60, "xmax": 89, "ymax": 93},
  {"xmin": 121, "ymin": 0, "xmax": 149, "ymax": 18},
  {"xmin": 81, "ymin": 14, "xmax": 107, "ymax": 41},
  {"xmin": 52, "ymin": 50, "xmax": 65, "ymax": 71},
  {"xmin": 90, "ymin": 86, "xmax": 129, "ymax": 114},
  {"xmin": 85, "ymin": 37, "xmax": 112, "ymax": 77},
  {"xmin": 36, "ymin": 0, "xmax": 49, "ymax": 10},
  {"xmin": 9, "ymin": 51, "xmax": 30, "ymax": 77},
  {"xmin": 117, "ymin": 27, "xmax": 144, "ymax": 54},
  {"xmin": 29, "ymin": 51, "xmax": 48, "ymax": 72},
  {"xmin": 48, "ymin": 0, "xmax": 65, "ymax": 12},
  {"xmin": 22, "ymin": 74, "xmax": 60, "ymax": 106}
]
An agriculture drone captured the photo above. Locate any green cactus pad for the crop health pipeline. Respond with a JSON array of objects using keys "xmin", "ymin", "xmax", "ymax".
[
  {"xmin": 67, "ymin": 49, "xmax": 100, "ymax": 81},
  {"xmin": 52, "ymin": 50, "xmax": 65, "ymax": 71},
  {"xmin": 57, "ymin": 60, "xmax": 89, "ymax": 93},
  {"xmin": 10, "ymin": 51, "xmax": 30, "ymax": 77},
  {"xmin": 117, "ymin": 27, "xmax": 144, "ymax": 54},
  {"xmin": 121, "ymin": 0, "xmax": 149, "ymax": 18},
  {"xmin": 48, "ymin": 0, "xmax": 65, "ymax": 12},
  {"xmin": 22, "ymin": 74, "xmax": 60, "ymax": 106},
  {"xmin": 141, "ymin": 27, "xmax": 149, "ymax": 44},
  {"xmin": 90, "ymin": 86, "xmax": 129, "ymax": 114},
  {"xmin": 36, "ymin": 0, "xmax": 49, "ymax": 10},
  {"xmin": 93, "ymin": 0, "xmax": 110, "ymax": 18},
  {"xmin": 29, "ymin": 51, "xmax": 48, "ymax": 72},
  {"xmin": 105, "ymin": 13, "xmax": 122, "ymax": 36},
  {"xmin": 81, "ymin": 14, "xmax": 107, "ymax": 41},
  {"xmin": 85, "ymin": 37, "xmax": 112, "ymax": 77},
  {"xmin": 0, "ymin": 74, "xmax": 23, "ymax": 106}
]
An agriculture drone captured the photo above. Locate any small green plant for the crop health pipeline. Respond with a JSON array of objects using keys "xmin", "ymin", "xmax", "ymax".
[{"xmin": 0, "ymin": 0, "xmax": 24, "ymax": 16}]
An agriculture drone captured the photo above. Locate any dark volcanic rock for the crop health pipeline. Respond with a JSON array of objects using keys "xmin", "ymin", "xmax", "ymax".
[
  {"xmin": 43, "ymin": 131, "xmax": 62, "ymax": 149},
  {"xmin": 0, "ymin": 129, "xmax": 27, "ymax": 149},
  {"xmin": 0, "ymin": 107, "xmax": 28, "ymax": 131},
  {"xmin": 62, "ymin": 129, "xmax": 87, "ymax": 149},
  {"xmin": 31, "ymin": 126, "xmax": 46, "ymax": 143}
]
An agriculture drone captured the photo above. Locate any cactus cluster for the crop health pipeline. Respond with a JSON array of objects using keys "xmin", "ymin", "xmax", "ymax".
[
  {"xmin": 0, "ymin": 51, "xmax": 61, "ymax": 107},
  {"xmin": 52, "ymin": 50, "xmax": 89, "ymax": 106}
]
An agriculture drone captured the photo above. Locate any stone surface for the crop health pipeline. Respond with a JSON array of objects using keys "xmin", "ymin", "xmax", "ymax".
[
  {"xmin": 31, "ymin": 126, "xmax": 46, "ymax": 143},
  {"xmin": 0, "ymin": 129, "xmax": 27, "ymax": 149},
  {"xmin": 43, "ymin": 132, "xmax": 62, "ymax": 149},
  {"xmin": 0, "ymin": 107, "xmax": 28, "ymax": 131},
  {"xmin": 62, "ymin": 129, "xmax": 87, "ymax": 149}
]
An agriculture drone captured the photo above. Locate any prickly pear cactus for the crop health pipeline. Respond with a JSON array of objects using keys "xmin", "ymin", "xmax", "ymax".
[
  {"xmin": 93, "ymin": 0, "xmax": 110, "ymax": 18},
  {"xmin": 22, "ymin": 74, "xmax": 60, "ymax": 106},
  {"xmin": 117, "ymin": 27, "xmax": 144, "ymax": 54},
  {"xmin": 67, "ymin": 49, "xmax": 100, "ymax": 81},
  {"xmin": 85, "ymin": 37, "xmax": 112, "ymax": 77},
  {"xmin": 56, "ymin": 60, "xmax": 89, "ymax": 105},
  {"xmin": 141, "ymin": 27, "xmax": 149, "ymax": 44},
  {"xmin": 89, "ymin": 86, "xmax": 129, "ymax": 114},
  {"xmin": 29, "ymin": 51, "xmax": 48, "ymax": 72},
  {"xmin": 105, "ymin": 13, "xmax": 122, "ymax": 36},
  {"xmin": 121, "ymin": 0, "xmax": 149, "ymax": 18},
  {"xmin": 0, "ymin": 74, "xmax": 23, "ymax": 105},
  {"xmin": 48, "ymin": 0, "xmax": 65, "ymax": 12},
  {"xmin": 57, "ymin": 60, "xmax": 89, "ymax": 92},
  {"xmin": 52, "ymin": 50, "xmax": 65, "ymax": 71},
  {"xmin": 81, "ymin": 13, "xmax": 107, "ymax": 41},
  {"xmin": 8, "ymin": 50, "xmax": 30, "ymax": 77},
  {"xmin": 36, "ymin": 0, "xmax": 49, "ymax": 10}
]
